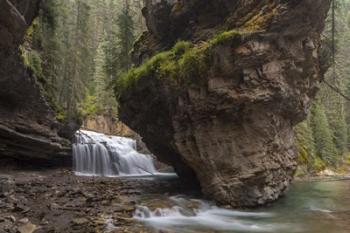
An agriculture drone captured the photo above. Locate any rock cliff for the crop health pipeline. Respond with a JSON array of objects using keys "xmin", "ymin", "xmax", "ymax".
[
  {"xmin": 83, "ymin": 114, "xmax": 134, "ymax": 137},
  {"xmin": 0, "ymin": 0, "xmax": 76, "ymax": 163},
  {"xmin": 82, "ymin": 114, "xmax": 150, "ymax": 154},
  {"xmin": 117, "ymin": 0, "xmax": 331, "ymax": 207}
]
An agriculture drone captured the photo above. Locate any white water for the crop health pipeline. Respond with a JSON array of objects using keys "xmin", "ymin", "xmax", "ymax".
[
  {"xmin": 133, "ymin": 196, "xmax": 294, "ymax": 233},
  {"xmin": 73, "ymin": 130, "xmax": 157, "ymax": 176}
]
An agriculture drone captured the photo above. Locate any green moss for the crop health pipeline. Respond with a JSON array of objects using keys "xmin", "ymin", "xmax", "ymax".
[
  {"xmin": 56, "ymin": 111, "xmax": 66, "ymax": 122},
  {"xmin": 243, "ymin": 4, "xmax": 278, "ymax": 31},
  {"xmin": 115, "ymin": 31, "xmax": 241, "ymax": 98},
  {"xmin": 21, "ymin": 49, "xmax": 44, "ymax": 80},
  {"xmin": 172, "ymin": 41, "xmax": 192, "ymax": 55},
  {"xmin": 209, "ymin": 30, "xmax": 240, "ymax": 45},
  {"xmin": 115, "ymin": 42, "xmax": 188, "ymax": 97},
  {"xmin": 158, "ymin": 59, "xmax": 178, "ymax": 79},
  {"xmin": 178, "ymin": 43, "xmax": 210, "ymax": 80}
]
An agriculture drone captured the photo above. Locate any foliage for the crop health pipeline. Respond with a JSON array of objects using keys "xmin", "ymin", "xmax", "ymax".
[
  {"xmin": 22, "ymin": 49, "xmax": 43, "ymax": 80},
  {"xmin": 296, "ymin": 0, "xmax": 350, "ymax": 174},
  {"xmin": 24, "ymin": 0, "xmax": 142, "ymax": 123},
  {"xmin": 78, "ymin": 94, "xmax": 98, "ymax": 117},
  {"xmin": 313, "ymin": 157, "xmax": 327, "ymax": 172}
]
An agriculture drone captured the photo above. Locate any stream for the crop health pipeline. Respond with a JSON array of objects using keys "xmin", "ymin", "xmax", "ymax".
[
  {"xmin": 133, "ymin": 179, "xmax": 350, "ymax": 233},
  {"xmin": 72, "ymin": 130, "xmax": 350, "ymax": 233}
]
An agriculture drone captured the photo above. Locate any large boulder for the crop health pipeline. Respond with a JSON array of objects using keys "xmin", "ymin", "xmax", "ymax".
[
  {"xmin": 118, "ymin": 0, "xmax": 331, "ymax": 207},
  {"xmin": 0, "ymin": 0, "xmax": 77, "ymax": 163}
]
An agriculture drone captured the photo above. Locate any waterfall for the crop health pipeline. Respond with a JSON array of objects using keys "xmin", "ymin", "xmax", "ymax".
[{"xmin": 73, "ymin": 130, "xmax": 157, "ymax": 176}]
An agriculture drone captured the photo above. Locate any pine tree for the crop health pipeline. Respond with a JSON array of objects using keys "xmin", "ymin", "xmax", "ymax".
[
  {"xmin": 295, "ymin": 118, "xmax": 317, "ymax": 172},
  {"xmin": 311, "ymin": 102, "xmax": 339, "ymax": 165},
  {"xmin": 318, "ymin": 0, "xmax": 350, "ymax": 163},
  {"xmin": 116, "ymin": 0, "xmax": 135, "ymax": 72},
  {"xmin": 65, "ymin": 0, "xmax": 92, "ymax": 120},
  {"xmin": 103, "ymin": 0, "xmax": 120, "ymax": 81},
  {"xmin": 93, "ymin": 42, "xmax": 108, "ymax": 111}
]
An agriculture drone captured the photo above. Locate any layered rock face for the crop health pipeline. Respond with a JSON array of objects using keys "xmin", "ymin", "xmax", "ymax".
[
  {"xmin": 83, "ymin": 114, "xmax": 136, "ymax": 137},
  {"xmin": 118, "ymin": 0, "xmax": 331, "ymax": 207},
  {"xmin": 82, "ymin": 115, "xmax": 150, "ymax": 154},
  {"xmin": 0, "ymin": 0, "xmax": 75, "ymax": 163}
]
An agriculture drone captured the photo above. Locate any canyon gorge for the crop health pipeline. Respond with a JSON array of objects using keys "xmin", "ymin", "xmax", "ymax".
[{"xmin": 0, "ymin": 0, "xmax": 335, "ymax": 228}]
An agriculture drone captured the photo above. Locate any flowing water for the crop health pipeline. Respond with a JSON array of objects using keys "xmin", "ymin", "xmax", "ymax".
[
  {"xmin": 73, "ymin": 130, "xmax": 158, "ymax": 176},
  {"xmin": 72, "ymin": 130, "xmax": 350, "ymax": 233},
  {"xmin": 134, "ymin": 180, "xmax": 350, "ymax": 233}
]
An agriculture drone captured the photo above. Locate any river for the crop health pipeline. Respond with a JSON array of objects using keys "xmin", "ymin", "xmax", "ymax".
[{"xmin": 133, "ymin": 179, "xmax": 350, "ymax": 233}]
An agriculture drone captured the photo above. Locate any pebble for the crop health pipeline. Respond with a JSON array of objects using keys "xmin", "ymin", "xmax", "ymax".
[
  {"xmin": 18, "ymin": 218, "xmax": 29, "ymax": 224},
  {"xmin": 6, "ymin": 215, "xmax": 16, "ymax": 222}
]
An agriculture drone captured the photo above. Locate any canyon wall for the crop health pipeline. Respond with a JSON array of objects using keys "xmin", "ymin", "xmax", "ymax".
[
  {"xmin": 0, "ymin": 0, "xmax": 76, "ymax": 163},
  {"xmin": 118, "ymin": 0, "xmax": 331, "ymax": 207}
]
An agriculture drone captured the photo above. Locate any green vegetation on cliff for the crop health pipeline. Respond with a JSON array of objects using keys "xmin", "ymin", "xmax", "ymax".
[{"xmin": 115, "ymin": 30, "xmax": 241, "ymax": 98}]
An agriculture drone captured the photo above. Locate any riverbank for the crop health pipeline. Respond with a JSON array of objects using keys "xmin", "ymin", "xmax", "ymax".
[
  {"xmin": 295, "ymin": 165, "xmax": 350, "ymax": 182},
  {"xmin": 0, "ymin": 168, "xmax": 190, "ymax": 233}
]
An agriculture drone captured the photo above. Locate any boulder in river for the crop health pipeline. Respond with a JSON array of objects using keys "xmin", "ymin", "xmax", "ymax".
[{"xmin": 117, "ymin": 0, "xmax": 332, "ymax": 207}]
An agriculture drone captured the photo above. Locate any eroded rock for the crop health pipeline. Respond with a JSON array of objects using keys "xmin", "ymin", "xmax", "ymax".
[
  {"xmin": 118, "ymin": 0, "xmax": 331, "ymax": 207},
  {"xmin": 0, "ymin": 0, "xmax": 78, "ymax": 163}
]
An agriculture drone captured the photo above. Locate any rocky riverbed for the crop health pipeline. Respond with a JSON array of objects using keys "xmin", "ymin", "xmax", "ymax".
[
  {"xmin": 0, "ymin": 168, "xmax": 189, "ymax": 233},
  {"xmin": 2, "ymin": 166, "xmax": 350, "ymax": 233}
]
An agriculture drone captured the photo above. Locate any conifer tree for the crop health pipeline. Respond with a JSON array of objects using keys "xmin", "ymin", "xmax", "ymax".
[
  {"xmin": 311, "ymin": 102, "xmax": 339, "ymax": 165},
  {"xmin": 116, "ymin": 0, "xmax": 135, "ymax": 72},
  {"xmin": 295, "ymin": 118, "xmax": 317, "ymax": 171}
]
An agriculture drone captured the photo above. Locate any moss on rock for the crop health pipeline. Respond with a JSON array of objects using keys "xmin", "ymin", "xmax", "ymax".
[
  {"xmin": 242, "ymin": 2, "xmax": 279, "ymax": 32},
  {"xmin": 115, "ymin": 30, "xmax": 241, "ymax": 98}
]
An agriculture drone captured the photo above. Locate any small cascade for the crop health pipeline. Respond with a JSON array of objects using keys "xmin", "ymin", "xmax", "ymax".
[
  {"xmin": 133, "ymin": 196, "xmax": 291, "ymax": 233},
  {"xmin": 73, "ymin": 130, "xmax": 157, "ymax": 176}
]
